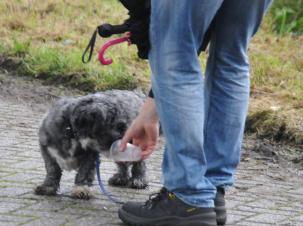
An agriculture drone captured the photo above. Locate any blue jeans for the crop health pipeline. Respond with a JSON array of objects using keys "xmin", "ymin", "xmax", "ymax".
[{"xmin": 149, "ymin": 0, "xmax": 272, "ymax": 207}]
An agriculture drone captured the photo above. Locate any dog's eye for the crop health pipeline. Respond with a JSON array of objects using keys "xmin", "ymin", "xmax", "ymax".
[
  {"xmin": 76, "ymin": 117, "xmax": 87, "ymax": 126},
  {"xmin": 116, "ymin": 122, "xmax": 126, "ymax": 133}
]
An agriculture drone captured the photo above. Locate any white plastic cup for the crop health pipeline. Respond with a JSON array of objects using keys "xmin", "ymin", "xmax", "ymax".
[{"xmin": 109, "ymin": 139, "xmax": 142, "ymax": 162}]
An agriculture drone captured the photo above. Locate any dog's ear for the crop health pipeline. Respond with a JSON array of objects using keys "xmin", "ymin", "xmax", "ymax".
[
  {"xmin": 91, "ymin": 106, "xmax": 105, "ymax": 123},
  {"xmin": 89, "ymin": 111, "xmax": 97, "ymax": 121},
  {"xmin": 91, "ymin": 107, "xmax": 106, "ymax": 134},
  {"xmin": 83, "ymin": 106, "xmax": 101, "ymax": 123},
  {"xmin": 72, "ymin": 106, "xmax": 97, "ymax": 129}
]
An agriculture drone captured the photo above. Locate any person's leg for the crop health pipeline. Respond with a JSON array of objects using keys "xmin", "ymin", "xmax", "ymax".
[
  {"xmin": 149, "ymin": 0, "xmax": 223, "ymax": 208},
  {"xmin": 119, "ymin": 1, "xmax": 224, "ymax": 225},
  {"xmin": 204, "ymin": 0, "xmax": 272, "ymax": 187}
]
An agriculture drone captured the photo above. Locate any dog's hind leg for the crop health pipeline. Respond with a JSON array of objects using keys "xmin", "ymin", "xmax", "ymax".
[
  {"xmin": 108, "ymin": 162, "xmax": 130, "ymax": 187},
  {"xmin": 129, "ymin": 161, "xmax": 148, "ymax": 189},
  {"xmin": 35, "ymin": 145, "xmax": 62, "ymax": 196},
  {"xmin": 72, "ymin": 151, "xmax": 97, "ymax": 199}
]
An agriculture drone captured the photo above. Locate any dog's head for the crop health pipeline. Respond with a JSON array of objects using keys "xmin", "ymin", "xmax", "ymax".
[{"xmin": 70, "ymin": 98, "xmax": 128, "ymax": 152}]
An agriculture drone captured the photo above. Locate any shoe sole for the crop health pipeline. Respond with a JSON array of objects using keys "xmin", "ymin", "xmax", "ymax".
[
  {"xmin": 215, "ymin": 206, "xmax": 227, "ymax": 225},
  {"xmin": 118, "ymin": 208, "xmax": 217, "ymax": 226}
]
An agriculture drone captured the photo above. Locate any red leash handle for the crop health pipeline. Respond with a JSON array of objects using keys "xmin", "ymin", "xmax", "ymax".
[{"xmin": 98, "ymin": 33, "xmax": 131, "ymax": 65}]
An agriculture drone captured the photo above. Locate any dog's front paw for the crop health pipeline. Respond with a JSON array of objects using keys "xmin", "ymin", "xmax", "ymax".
[
  {"xmin": 34, "ymin": 185, "xmax": 57, "ymax": 196},
  {"xmin": 71, "ymin": 185, "xmax": 92, "ymax": 200},
  {"xmin": 128, "ymin": 177, "xmax": 148, "ymax": 189},
  {"xmin": 108, "ymin": 174, "xmax": 129, "ymax": 187}
]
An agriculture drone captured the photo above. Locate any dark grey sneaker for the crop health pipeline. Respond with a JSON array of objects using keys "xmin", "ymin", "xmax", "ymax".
[
  {"xmin": 215, "ymin": 187, "xmax": 227, "ymax": 225},
  {"xmin": 118, "ymin": 188, "xmax": 217, "ymax": 226}
]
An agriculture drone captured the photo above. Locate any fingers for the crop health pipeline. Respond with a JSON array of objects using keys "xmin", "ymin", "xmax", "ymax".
[
  {"xmin": 141, "ymin": 145, "xmax": 156, "ymax": 160},
  {"xmin": 132, "ymin": 139, "xmax": 145, "ymax": 152},
  {"xmin": 120, "ymin": 128, "xmax": 133, "ymax": 151},
  {"xmin": 146, "ymin": 123, "xmax": 159, "ymax": 142}
]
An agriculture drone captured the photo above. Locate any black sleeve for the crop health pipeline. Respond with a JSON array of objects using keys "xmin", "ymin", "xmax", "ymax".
[{"xmin": 148, "ymin": 89, "xmax": 154, "ymax": 98}]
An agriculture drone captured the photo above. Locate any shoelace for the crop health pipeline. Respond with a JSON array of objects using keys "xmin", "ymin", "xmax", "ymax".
[{"xmin": 144, "ymin": 188, "xmax": 169, "ymax": 208}]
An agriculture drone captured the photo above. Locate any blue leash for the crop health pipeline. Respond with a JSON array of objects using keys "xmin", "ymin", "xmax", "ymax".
[{"xmin": 95, "ymin": 154, "xmax": 124, "ymax": 205}]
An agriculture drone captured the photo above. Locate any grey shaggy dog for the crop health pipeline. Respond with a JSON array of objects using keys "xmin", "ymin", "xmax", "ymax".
[{"xmin": 35, "ymin": 90, "xmax": 147, "ymax": 199}]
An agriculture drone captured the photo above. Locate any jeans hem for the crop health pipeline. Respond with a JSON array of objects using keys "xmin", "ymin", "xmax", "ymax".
[{"xmin": 173, "ymin": 192, "xmax": 215, "ymax": 208}]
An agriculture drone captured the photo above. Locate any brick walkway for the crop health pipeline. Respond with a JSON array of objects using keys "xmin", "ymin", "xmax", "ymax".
[{"xmin": 0, "ymin": 74, "xmax": 302, "ymax": 226}]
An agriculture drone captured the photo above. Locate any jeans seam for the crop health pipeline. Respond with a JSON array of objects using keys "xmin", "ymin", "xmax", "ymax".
[{"xmin": 204, "ymin": 32, "xmax": 218, "ymax": 158}]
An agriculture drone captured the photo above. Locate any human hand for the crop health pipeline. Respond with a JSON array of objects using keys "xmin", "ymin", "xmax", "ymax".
[{"xmin": 120, "ymin": 97, "xmax": 159, "ymax": 160}]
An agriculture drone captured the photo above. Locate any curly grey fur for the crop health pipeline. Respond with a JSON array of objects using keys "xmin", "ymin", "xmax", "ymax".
[{"xmin": 35, "ymin": 90, "xmax": 148, "ymax": 199}]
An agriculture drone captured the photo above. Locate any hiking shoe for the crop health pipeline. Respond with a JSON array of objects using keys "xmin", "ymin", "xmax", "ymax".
[
  {"xmin": 215, "ymin": 187, "xmax": 227, "ymax": 225},
  {"xmin": 118, "ymin": 187, "xmax": 217, "ymax": 226}
]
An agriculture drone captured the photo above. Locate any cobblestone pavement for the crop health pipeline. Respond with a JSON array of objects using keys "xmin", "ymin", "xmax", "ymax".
[{"xmin": 0, "ymin": 73, "xmax": 302, "ymax": 226}]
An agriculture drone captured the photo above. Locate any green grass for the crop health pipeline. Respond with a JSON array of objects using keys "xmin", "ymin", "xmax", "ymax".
[
  {"xmin": 270, "ymin": 0, "xmax": 303, "ymax": 35},
  {"xmin": 15, "ymin": 43, "xmax": 138, "ymax": 90},
  {"xmin": 0, "ymin": 41, "xmax": 6, "ymax": 54},
  {"xmin": 10, "ymin": 38, "xmax": 31, "ymax": 57},
  {"xmin": 250, "ymin": 51, "xmax": 303, "ymax": 101}
]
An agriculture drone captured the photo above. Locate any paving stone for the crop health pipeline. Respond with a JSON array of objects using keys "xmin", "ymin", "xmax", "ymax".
[
  {"xmin": 279, "ymin": 220, "xmax": 302, "ymax": 226},
  {"xmin": 0, "ymin": 214, "xmax": 34, "ymax": 223},
  {"xmin": 12, "ymin": 209, "xmax": 79, "ymax": 222},
  {"xmin": 276, "ymin": 205, "xmax": 303, "ymax": 212},
  {"xmin": 291, "ymin": 214, "xmax": 303, "ymax": 222},
  {"xmin": 226, "ymin": 199, "xmax": 244, "ymax": 209},
  {"xmin": 245, "ymin": 213, "xmax": 289, "ymax": 224},
  {"xmin": 22, "ymin": 217, "xmax": 70, "ymax": 226},
  {"xmin": 0, "ymin": 187, "xmax": 32, "ymax": 197},
  {"xmin": 236, "ymin": 222, "xmax": 272, "ymax": 226},
  {"xmin": 0, "ymin": 221, "xmax": 21, "ymax": 226},
  {"xmin": 0, "ymin": 202, "xmax": 29, "ymax": 214},
  {"xmin": 228, "ymin": 209, "xmax": 257, "ymax": 217},
  {"xmin": 234, "ymin": 205, "xmax": 270, "ymax": 214},
  {"xmin": 246, "ymin": 199, "xmax": 282, "ymax": 209},
  {"xmin": 226, "ymin": 213, "xmax": 247, "ymax": 224},
  {"xmin": 65, "ymin": 215, "xmax": 120, "ymax": 226},
  {"xmin": 227, "ymin": 194, "xmax": 257, "ymax": 203}
]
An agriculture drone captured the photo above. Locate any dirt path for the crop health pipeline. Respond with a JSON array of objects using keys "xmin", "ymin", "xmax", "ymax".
[{"xmin": 0, "ymin": 71, "xmax": 302, "ymax": 225}]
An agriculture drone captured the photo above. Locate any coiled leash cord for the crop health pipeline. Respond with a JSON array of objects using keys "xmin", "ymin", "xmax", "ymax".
[{"xmin": 95, "ymin": 153, "xmax": 125, "ymax": 205}]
